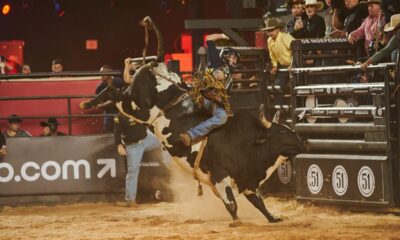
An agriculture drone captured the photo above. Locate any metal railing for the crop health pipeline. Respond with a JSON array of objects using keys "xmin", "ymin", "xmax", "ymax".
[{"xmin": 0, "ymin": 95, "xmax": 115, "ymax": 135}]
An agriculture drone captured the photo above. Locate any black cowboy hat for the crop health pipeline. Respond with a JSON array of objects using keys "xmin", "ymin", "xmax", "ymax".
[
  {"xmin": 8, "ymin": 114, "xmax": 23, "ymax": 124},
  {"xmin": 40, "ymin": 117, "xmax": 60, "ymax": 127},
  {"xmin": 366, "ymin": 0, "xmax": 381, "ymax": 5},
  {"xmin": 288, "ymin": 0, "xmax": 305, "ymax": 8}
]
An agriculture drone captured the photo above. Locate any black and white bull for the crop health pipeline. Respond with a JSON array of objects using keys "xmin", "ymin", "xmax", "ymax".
[{"xmin": 81, "ymin": 61, "xmax": 307, "ymax": 223}]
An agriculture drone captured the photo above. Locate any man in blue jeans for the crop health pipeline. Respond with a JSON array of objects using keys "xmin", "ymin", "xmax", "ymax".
[
  {"xmin": 179, "ymin": 33, "xmax": 239, "ymax": 147},
  {"xmin": 114, "ymin": 114, "xmax": 162, "ymax": 206}
]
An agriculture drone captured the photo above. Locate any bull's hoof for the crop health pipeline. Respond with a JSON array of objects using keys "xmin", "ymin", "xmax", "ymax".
[
  {"xmin": 268, "ymin": 217, "xmax": 283, "ymax": 223},
  {"xmin": 224, "ymin": 203, "xmax": 238, "ymax": 221},
  {"xmin": 228, "ymin": 220, "xmax": 242, "ymax": 228}
]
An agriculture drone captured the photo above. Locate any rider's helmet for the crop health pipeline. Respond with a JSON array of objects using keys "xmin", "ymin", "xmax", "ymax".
[{"xmin": 219, "ymin": 47, "xmax": 240, "ymax": 67}]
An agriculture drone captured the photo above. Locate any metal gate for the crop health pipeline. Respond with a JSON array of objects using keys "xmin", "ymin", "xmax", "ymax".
[
  {"xmin": 288, "ymin": 39, "xmax": 400, "ymax": 206},
  {"xmin": 224, "ymin": 47, "xmax": 268, "ymax": 111}
]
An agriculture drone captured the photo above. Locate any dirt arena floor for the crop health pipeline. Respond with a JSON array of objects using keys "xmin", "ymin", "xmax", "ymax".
[{"xmin": 1, "ymin": 166, "xmax": 400, "ymax": 240}]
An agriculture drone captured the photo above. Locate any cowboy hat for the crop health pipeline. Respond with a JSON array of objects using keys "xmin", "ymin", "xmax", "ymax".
[
  {"xmin": 288, "ymin": 0, "xmax": 305, "ymax": 8},
  {"xmin": 384, "ymin": 14, "xmax": 400, "ymax": 32},
  {"xmin": 260, "ymin": 18, "xmax": 283, "ymax": 31},
  {"xmin": 304, "ymin": 0, "xmax": 324, "ymax": 11},
  {"xmin": 8, "ymin": 114, "xmax": 23, "ymax": 124},
  {"xmin": 40, "ymin": 117, "xmax": 60, "ymax": 127}
]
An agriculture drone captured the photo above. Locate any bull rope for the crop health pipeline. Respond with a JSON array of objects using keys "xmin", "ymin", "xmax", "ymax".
[
  {"xmin": 150, "ymin": 69, "xmax": 188, "ymax": 92},
  {"xmin": 193, "ymin": 137, "xmax": 208, "ymax": 196}
]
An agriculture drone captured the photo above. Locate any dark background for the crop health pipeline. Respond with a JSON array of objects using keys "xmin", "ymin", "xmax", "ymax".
[{"xmin": 0, "ymin": 0, "xmax": 270, "ymax": 72}]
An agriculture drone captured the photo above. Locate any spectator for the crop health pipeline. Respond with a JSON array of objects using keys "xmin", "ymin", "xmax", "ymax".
[
  {"xmin": 4, "ymin": 55, "xmax": 20, "ymax": 74},
  {"xmin": 361, "ymin": 13, "xmax": 400, "ymax": 69},
  {"xmin": 382, "ymin": 0, "xmax": 400, "ymax": 23},
  {"xmin": 325, "ymin": 0, "xmax": 334, "ymax": 35},
  {"xmin": 0, "ymin": 130, "xmax": 7, "ymax": 157},
  {"xmin": 304, "ymin": 0, "xmax": 326, "ymax": 38},
  {"xmin": 286, "ymin": 0, "xmax": 307, "ymax": 39},
  {"xmin": 331, "ymin": 0, "xmax": 348, "ymax": 30},
  {"xmin": 20, "ymin": 64, "xmax": 31, "ymax": 74},
  {"xmin": 263, "ymin": 18, "xmax": 295, "ymax": 106},
  {"xmin": 51, "ymin": 59, "xmax": 64, "ymax": 73},
  {"xmin": 348, "ymin": 0, "xmax": 385, "ymax": 57},
  {"xmin": 96, "ymin": 65, "xmax": 124, "ymax": 133},
  {"xmin": 40, "ymin": 117, "xmax": 66, "ymax": 136},
  {"xmin": 343, "ymin": 0, "xmax": 369, "ymax": 33},
  {"xmin": 3, "ymin": 114, "xmax": 31, "ymax": 138},
  {"xmin": 0, "ymin": 56, "xmax": 12, "ymax": 74},
  {"xmin": 286, "ymin": 0, "xmax": 325, "ymax": 39},
  {"xmin": 114, "ymin": 114, "xmax": 164, "ymax": 207},
  {"xmin": 96, "ymin": 65, "xmax": 124, "ymax": 94},
  {"xmin": 330, "ymin": 0, "xmax": 369, "ymax": 38}
]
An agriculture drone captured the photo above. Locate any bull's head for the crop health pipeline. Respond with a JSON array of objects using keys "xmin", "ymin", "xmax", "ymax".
[{"xmin": 258, "ymin": 104, "xmax": 309, "ymax": 157}]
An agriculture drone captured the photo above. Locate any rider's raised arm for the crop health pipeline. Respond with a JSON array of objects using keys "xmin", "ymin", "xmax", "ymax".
[{"xmin": 205, "ymin": 33, "xmax": 229, "ymax": 69}]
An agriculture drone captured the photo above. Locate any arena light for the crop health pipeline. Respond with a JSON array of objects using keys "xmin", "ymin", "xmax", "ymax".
[{"xmin": 2, "ymin": 4, "xmax": 11, "ymax": 15}]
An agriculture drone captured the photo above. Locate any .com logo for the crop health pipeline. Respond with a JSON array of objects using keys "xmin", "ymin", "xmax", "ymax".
[{"xmin": 0, "ymin": 159, "xmax": 115, "ymax": 183}]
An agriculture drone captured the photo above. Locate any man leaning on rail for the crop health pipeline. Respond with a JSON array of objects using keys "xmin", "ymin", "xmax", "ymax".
[{"xmin": 262, "ymin": 17, "xmax": 295, "ymax": 122}]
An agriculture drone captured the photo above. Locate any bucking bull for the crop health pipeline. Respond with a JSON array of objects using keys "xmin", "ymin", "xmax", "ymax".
[{"xmin": 80, "ymin": 16, "xmax": 307, "ymax": 223}]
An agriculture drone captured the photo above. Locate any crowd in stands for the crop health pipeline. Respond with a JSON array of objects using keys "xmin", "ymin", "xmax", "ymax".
[
  {"xmin": 0, "ymin": 56, "xmax": 138, "ymax": 144},
  {"xmin": 0, "ymin": 57, "xmax": 65, "ymax": 75},
  {"xmin": 278, "ymin": 0, "xmax": 399, "ymax": 62},
  {"xmin": 1, "ymin": 0, "xmax": 400, "ymax": 148},
  {"xmin": 0, "ymin": 57, "xmax": 69, "ymax": 150},
  {"xmin": 262, "ymin": 0, "xmax": 399, "ymax": 108}
]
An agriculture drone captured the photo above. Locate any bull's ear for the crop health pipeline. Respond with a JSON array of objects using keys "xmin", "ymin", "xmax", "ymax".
[{"xmin": 259, "ymin": 104, "xmax": 272, "ymax": 128}]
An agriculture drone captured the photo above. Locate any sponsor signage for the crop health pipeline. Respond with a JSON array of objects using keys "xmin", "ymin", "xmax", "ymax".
[
  {"xmin": 0, "ymin": 135, "xmax": 164, "ymax": 196},
  {"xmin": 296, "ymin": 85, "xmax": 385, "ymax": 96},
  {"xmin": 307, "ymin": 107, "xmax": 384, "ymax": 117}
]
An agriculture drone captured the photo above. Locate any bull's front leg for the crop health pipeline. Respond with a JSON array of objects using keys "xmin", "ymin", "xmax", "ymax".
[
  {"xmin": 215, "ymin": 176, "xmax": 238, "ymax": 220},
  {"xmin": 243, "ymin": 190, "xmax": 282, "ymax": 223}
]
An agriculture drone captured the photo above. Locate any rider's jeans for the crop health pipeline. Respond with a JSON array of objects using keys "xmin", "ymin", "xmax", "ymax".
[
  {"xmin": 125, "ymin": 129, "xmax": 161, "ymax": 202},
  {"xmin": 188, "ymin": 99, "xmax": 228, "ymax": 140}
]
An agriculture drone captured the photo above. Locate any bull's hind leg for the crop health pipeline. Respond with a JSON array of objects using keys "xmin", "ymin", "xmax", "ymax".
[
  {"xmin": 215, "ymin": 176, "xmax": 238, "ymax": 220},
  {"xmin": 243, "ymin": 191, "xmax": 282, "ymax": 223}
]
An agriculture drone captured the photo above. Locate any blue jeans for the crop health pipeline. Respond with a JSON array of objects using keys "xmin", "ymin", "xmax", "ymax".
[
  {"xmin": 274, "ymin": 72, "xmax": 289, "ymax": 106},
  {"xmin": 103, "ymin": 115, "xmax": 114, "ymax": 133},
  {"xmin": 188, "ymin": 99, "xmax": 228, "ymax": 139},
  {"xmin": 125, "ymin": 129, "xmax": 161, "ymax": 202}
]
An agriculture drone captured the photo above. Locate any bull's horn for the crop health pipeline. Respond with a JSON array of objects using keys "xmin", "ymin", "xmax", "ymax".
[
  {"xmin": 139, "ymin": 16, "xmax": 164, "ymax": 62},
  {"xmin": 259, "ymin": 104, "xmax": 272, "ymax": 128}
]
